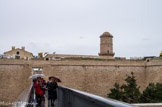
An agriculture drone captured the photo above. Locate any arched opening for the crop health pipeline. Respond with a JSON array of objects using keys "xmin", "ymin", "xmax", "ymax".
[
  {"xmin": 15, "ymin": 51, "xmax": 20, "ymax": 59},
  {"xmin": 16, "ymin": 51, "xmax": 20, "ymax": 55}
]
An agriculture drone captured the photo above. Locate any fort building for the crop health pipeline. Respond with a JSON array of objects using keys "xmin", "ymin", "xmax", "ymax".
[
  {"xmin": 4, "ymin": 46, "xmax": 33, "ymax": 59},
  {"xmin": 45, "ymin": 32, "xmax": 115, "ymax": 60},
  {"xmin": 99, "ymin": 32, "xmax": 115, "ymax": 59},
  {"xmin": 3, "ymin": 32, "xmax": 115, "ymax": 60},
  {"xmin": 44, "ymin": 53, "xmax": 100, "ymax": 60}
]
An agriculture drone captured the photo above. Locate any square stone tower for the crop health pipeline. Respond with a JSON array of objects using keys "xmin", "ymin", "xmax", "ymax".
[{"xmin": 99, "ymin": 32, "xmax": 115, "ymax": 59}]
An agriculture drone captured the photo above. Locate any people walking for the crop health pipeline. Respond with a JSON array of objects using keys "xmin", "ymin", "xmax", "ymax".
[
  {"xmin": 41, "ymin": 78, "xmax": 46, "ymax": 97},
  {"xmin": 29, "ymin": 74, "xmax": 46, "ymax": 107},
  {"xmin": 34, "ymin": 77, "xmax": 44, "ymax": 107},
  {"xmin": 47, "ymin": 77, "xmax": 58, "ymax": 107}
]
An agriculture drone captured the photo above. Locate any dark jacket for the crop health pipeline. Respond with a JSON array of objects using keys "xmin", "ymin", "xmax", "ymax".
[
  {"xmin": 47, "ymin": 81, "xmax": 58, "ymax": 99},
  {"xmin": 46, "ymin": 81, "xmax": 50, "ymax": 89}
]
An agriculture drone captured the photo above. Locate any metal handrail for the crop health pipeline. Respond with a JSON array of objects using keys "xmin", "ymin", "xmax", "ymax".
[{"xmin": 57, "ymin": 86, "xmax": 137, "ymax": 107}]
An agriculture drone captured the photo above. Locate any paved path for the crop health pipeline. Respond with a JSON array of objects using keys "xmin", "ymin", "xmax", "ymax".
[{"xmin": 44, "ymin": 91, "xmax": 58, "ymax": 107}]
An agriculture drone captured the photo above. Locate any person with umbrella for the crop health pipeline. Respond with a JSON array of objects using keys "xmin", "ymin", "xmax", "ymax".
[
  {"xmin": 34, "ymin": 77, "xmax": 44, "ymax": 106},
  {"xmin": 47, "ymin": 76, "xmax": 61, "ymax": 107},
  {"xmin": 29, "ymin": 74, "xmax": 46, "ymax": 106}
]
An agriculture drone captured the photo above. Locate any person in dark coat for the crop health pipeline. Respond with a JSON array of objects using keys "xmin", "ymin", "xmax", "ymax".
[
  {"xmin": 45, "ymin": 77, "xmax": 51, "ymax": 99},
  {"xmin": 47, "ymin": 77, "xmax": 58, "ymax": 107},
  {"xmin": 46, "ymin": 77, "xmax": 52, "ymax": 89}
]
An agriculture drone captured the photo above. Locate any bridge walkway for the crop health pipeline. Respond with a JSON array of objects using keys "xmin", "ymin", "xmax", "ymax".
[{"xmin": 12, "ymin": 85, "xmax": 136, "ymax": 107}]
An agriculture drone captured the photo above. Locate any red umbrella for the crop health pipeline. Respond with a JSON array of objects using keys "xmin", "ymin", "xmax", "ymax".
[{"xmin": 49, "ymin": 76, "xmax": 62, "ymax": 82}]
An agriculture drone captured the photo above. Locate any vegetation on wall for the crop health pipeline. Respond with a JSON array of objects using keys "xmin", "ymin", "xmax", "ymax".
[{"xmin": 108, "ymin": 72, "xmax": 162, "ymax": 103}]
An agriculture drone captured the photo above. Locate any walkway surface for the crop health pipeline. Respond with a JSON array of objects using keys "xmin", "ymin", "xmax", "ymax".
[
  {"xmin": 42, "ymin": 92, "xmax": 58, "ymax": 107},
  {"xmin": 44, "ymin": 97, "xmax": 58, "ymax": 107}
]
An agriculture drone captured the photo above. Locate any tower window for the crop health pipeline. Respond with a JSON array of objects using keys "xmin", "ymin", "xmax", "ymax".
[{"xmin": 107, "ymin": 50, "xmax": 109, "ymax": 54}]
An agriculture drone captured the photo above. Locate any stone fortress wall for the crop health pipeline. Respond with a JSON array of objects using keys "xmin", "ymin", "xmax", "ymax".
[{"xmin": 0, "ymin": 59, "xmax": 162, "ymax": 103}]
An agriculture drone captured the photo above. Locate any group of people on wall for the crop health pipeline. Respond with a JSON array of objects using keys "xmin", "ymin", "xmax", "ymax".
[{"xmin": 33, "ymin": 76, "xmax": 60, "ymax": 107}]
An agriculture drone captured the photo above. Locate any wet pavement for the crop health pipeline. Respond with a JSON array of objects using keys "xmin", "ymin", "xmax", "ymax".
[{"xmin": 40, "ymin": 94, "xmax": 58, "ymax": 107}]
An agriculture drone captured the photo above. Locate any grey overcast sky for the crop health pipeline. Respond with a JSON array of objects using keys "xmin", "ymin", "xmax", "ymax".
[{"xmin": 0, "ymin": 0, "xmax": 162, "ymax": 58}]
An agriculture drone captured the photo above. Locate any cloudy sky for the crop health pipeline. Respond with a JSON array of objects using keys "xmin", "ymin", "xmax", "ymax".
[{"xmin": 0, "ymin": 0, "xmax": 162, "ymax": 58}]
